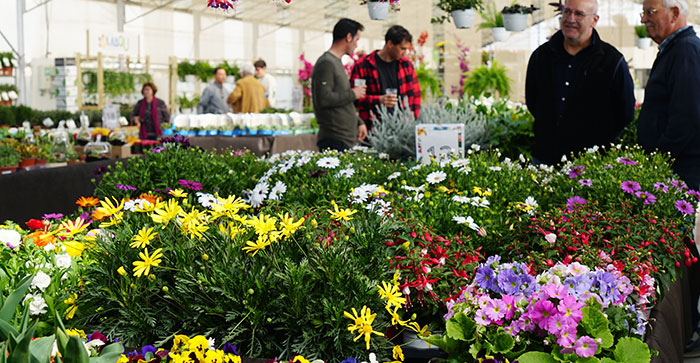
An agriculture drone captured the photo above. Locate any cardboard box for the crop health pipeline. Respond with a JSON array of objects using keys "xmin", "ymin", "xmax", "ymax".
[{"xmin": 111, "ymin": 144, "xmax": 132, "ymax": 159}]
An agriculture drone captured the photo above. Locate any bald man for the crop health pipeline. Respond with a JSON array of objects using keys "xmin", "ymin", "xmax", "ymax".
[{"xmin": 525, "ymin": 0, "xmax": 635, "ymax": 165}]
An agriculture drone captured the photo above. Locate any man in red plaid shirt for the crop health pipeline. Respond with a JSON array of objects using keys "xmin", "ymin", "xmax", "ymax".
[{"xmin": 350, "ymin": 25, "xmax": 421, "ymax": 131}]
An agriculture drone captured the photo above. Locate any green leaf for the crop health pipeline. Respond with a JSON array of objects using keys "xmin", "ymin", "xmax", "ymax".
[
  {"xmin": 576, "ymin": 357, "xmax": 601, "ymax": 363},
  {"xmin": 517, "ymin": 351, "xmax": 558, "ymax": 363},
  {"xmin": 29, "ymin": 336, "xmax": 55, "ymax": 363},
  {"xmin": 0, "ymin": 319, "xmax": 18, "ymax": 342},
  {"xmin": 0, "ymin": 275, "xmax": 33, "ymax": 323},
  {"xmin": 7, "ymin": 319, "xmax": 38, "ymax": 363},
  {"xmin": 90, "ymin": 342, "xmax": 124, "ymax": 363},
  {"xmin": 613, "ymin": 337, "xmax": 651, "ymax": 363},
  {"xmin": 600, "ymin": 358, "xmax": 617, "ymax": 363},
  {"xmin": 422, "ymin": 334, "xmax": 463, "ymax": 355},
  {"xmin": 580, "ymin": 306, "xmax": 614, "ymax": 348},
  {"xmin": 445, "ymin": 312, "xmax": 476, "ymax": 341},
  {"xmin": 492, "ymin": 332, "xmax": 515, "ymax": 353},
  {"xmin": 61, "ymin": 336, "xmax": 89, "ymax": 363}
]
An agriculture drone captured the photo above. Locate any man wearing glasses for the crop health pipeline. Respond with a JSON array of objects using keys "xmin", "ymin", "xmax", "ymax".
[
  {"xmin": 525, "ymin": 0, "xmax": 634, "ymax": 165},
  {"xmin": 636, "ymin": 0, "xmax": 700, "ymax": 357}
]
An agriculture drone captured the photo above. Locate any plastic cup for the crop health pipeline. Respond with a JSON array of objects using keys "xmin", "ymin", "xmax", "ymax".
[
  {"xmin": 354, "ymin": 79, "xmax": 366, "ymax": 87},
  {"xmin": 385, "ymin": 88, "xmax": 398, "ymax": 95}
]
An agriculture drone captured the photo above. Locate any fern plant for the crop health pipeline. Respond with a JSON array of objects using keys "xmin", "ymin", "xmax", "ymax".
[
  {"xmin": 462, "ymin": 61, "xmax": 511, "ymax": 98},
  {"xmin": 368, "ymin": 97, "xmax": 490, "ymax": 160},
  {"xmin": 416, "ymin": 64, "xmax": 443, "ymax": 99},
  {"xmin": 477, "ymin": 2, "xmax": 505, "ymax": 28}
]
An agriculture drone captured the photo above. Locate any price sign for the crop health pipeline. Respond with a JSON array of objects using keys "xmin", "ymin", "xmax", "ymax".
[
  {"xmin": 102, "ymin": 104, "xmax": 121, "ymax": 130},
  {"xmin": 415, "ymin": 124, "xmax": 465, "ymax": 164}
]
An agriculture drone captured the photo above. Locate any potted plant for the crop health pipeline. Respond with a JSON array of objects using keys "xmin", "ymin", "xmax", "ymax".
[
  {"xmin": 0, "ymin": 145, "xmax": 21, "ymax": 173},
  {"xmin": 433, "ymin": 0, "xmax": 482, "ymax": 29},
  {"xmin": 478, "ymin": 2, "xmax": 508, "ymax": 42},
  {"xmin": 360, "ymin": 0, "xmax": 399, "ymax": 20},
  {"xmin": 462, "ymin": 61, "xmax": 512, "ymax": 98},
  {"xmin": 501, "ymin": 4, "xmax": 538, "ymax": 31},
  {"xmin": 635, "ymin": 25, "xmax": 651, "ymax": 49}
]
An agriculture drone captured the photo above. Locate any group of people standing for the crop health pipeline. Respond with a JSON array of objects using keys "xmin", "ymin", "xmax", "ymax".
[
  {"xmin": 197, "ymin": 60, "xmax": 277, "ymax": 115},
  {"xmin": 312, "ymin": 19, "xmax": 421, "ymax": 151}
]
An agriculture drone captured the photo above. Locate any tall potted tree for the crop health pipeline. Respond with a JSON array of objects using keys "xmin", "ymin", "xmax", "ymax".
[
  {"xmin": 501, "ymin": 4, "xmax": 538, "ymax": 31},
  {"xmin": 434, "ymin": 0, "xmax": 483, "ymax": 29}
]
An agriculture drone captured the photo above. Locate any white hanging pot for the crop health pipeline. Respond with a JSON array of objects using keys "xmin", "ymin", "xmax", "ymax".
[
  {"xmin": 492, "ymin": 27, "xmax": 509, "ymax": 42},
  {"xmin": 503, "ymin": 13, "xmax": 528, "ymax": 31},
  {"xmin": 636, "ymin": 37, "xmax": 652, "ymax": 49},
  {"xmin": 367, "ymin": 1, "xmax": 389, "ymax": 20},
  {"xmin": 451, "ymin": 9, "xmax": 474, "ymax": 29}
]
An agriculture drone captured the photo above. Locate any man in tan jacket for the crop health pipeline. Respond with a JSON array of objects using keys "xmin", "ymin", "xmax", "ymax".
[{"xmin": 227, "ymin": 63, "xmax": 269, "ymax": 113}]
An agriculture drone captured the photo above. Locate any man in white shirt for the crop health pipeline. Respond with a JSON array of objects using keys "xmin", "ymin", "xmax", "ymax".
[{"xmin": 254, "ymin": 59, "xmax": 277, "ymax": 108}]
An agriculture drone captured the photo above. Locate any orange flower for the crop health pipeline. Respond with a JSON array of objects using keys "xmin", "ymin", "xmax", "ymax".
[
  {"xmin": 139, "ymin": 193, "xmax": 162, "ymax": 206},
  {"xmin": 91, "ymin": 209, "xmax": 108, "ymax": 221},
  {"xmin": 76, "ymin": 196, "xmax": 100, "ymax": 208},
  {"xmin": 25, "ymin": 231, "xmax": 56, "ymax": 247}
]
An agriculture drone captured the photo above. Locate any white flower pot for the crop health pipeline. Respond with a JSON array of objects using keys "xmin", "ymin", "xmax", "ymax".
[
  {"xmin": 184, "ymin": 74, "xmax": 196, "ymax": 83},
  {"xmin": 491, "ymin": 27, "xmax": 509, "ymax": 42},
  {"xmin": 503, "ymin": 13, "xmax": 528, "ymax": 31},
  {"xmin": 451, "ymin": 9, "xmax": 475, "ymax": 29},
  {"xmin": 367, "ymin": 1, "xmax": 389, "ymax": 20},
  {"xmin": 636, "ymin": 37, "xmax": 652, "ymax": 49}
]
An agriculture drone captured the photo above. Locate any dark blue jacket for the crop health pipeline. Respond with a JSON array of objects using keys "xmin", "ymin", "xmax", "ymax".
[
  {"xmin": 526, "ymin": 29, "xmax": 635, "ymax": 165},
  {"xmin": 638, "ymin": 27, "xmax": 700, "ymax": 186}
]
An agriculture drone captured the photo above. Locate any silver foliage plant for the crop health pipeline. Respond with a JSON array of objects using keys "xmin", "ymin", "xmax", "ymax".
[{"xmin": 367, "ymin": 95, "xmax": 489, "ymax": 160}]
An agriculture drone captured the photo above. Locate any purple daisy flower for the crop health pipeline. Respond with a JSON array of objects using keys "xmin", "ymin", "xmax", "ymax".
[
  {"xmin": 178, "ymin": 179, "xmax": 204, "ymax": 191},
  {"xmin": 42, "ymin": 213, "xmax": 64, "ymax": 220},
  {"xmin": 151, "ymin": 146, "xmax": 165, "ymax": 153},
  {"xmin": 566, "ymin": 196, "xmax": 587, "ymax": 210},
  {"xmin": 635, "ymin": 191, "xmax": 657, "ymax": 205},
  {"xmin": 653, "ymin": 182, "xmax": 669, "ymax": 193},
  {"xmin": 574, "ymin": 336, "xmax": 598, "ymax": 357},
  {"xmin": 672, "ymin": 179, "xmax": 688, "ymax": 190},
  {"xmin": 568, "ymin": 165, "xmax": 585, "ymax": 179},
  {"xmin": 688, "ymin": 190, "xmax": 700, "ymax": 200},
  {"xmin": 115, "ymin": 183, "xmax": 137, "ymax": 191},
  {"xmin": 603, "ymin": 164, "xmax": 614, "ymax": 169},
  {"xmin": 617, "ymin": 157, "xmax": 637, "ymax": 165},
  {"xmin": 621, "ymin": 181, "xmax": 641, "ymax": 194},
  {"xmin": 309, "ymin": 169, "xmax": 328, "ymax": 178},
  {"xmin": 675, "ymin": 200, "xmax": 695, "ymax": 215},
  {"xmin": 578, "ymin": 179, "xmax": 593, "ymax": 186}
]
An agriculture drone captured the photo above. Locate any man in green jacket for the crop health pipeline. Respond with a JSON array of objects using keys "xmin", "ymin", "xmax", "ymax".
[{"xmin": 312, "ymin": 18, "xmax": 367, "ymax": 151}]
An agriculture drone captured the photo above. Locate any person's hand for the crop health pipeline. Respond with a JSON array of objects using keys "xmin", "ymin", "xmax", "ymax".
[
  {"xmin": 352, "ymin": 85, "xmax": 366, "ymax": 100},
  {"xmin": 133, "ymin": 117, "xmax": 141, "ymax": 127},
  {"xmin": 357, "ymin": 124, "xmax": 368, "ymax": 141},
  {"xmin": 380, "ymin": 94, "xmax": 398, "ymax": 108}
]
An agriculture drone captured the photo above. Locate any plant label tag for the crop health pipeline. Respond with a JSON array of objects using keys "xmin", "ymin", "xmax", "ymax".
[{"xmin": 415, "ymin": 124, "xmax": 465, "ymax": 164}]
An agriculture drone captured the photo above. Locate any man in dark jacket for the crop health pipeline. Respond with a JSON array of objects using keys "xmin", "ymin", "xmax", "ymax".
[
  {"xmin": 637, "ymin": 0, "xmax": 700, "ymax": 354},
  {"xmin": 637, "ymin": 0, "xmax": 700, "ymax": 189},
  {"xmin": 525, "ymin": 0, "xmax": 635, "ymax": 165}
]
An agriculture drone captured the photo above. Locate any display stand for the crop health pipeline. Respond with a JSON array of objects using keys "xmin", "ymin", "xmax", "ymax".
[{"xmin": 74, "ymin": 52, "xmax": 150, "ymax": 111}]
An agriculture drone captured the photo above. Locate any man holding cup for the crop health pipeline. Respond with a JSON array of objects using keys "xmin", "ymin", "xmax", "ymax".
[
  {"xmin": 312, "ymin": 18, "xmax": 368, "ymax": 151},
  {"xmin": 350, "ymin": 25, "xmax": 421, "ymax": 131}
]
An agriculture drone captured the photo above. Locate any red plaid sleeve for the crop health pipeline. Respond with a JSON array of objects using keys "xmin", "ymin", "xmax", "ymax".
[
  {"xmin": 351, "ymin": 52, "xmax": 383, "ymax": 129},
  {"xmin": 397, "ymin": 59, "xmax": 421, "ymax": 119}
]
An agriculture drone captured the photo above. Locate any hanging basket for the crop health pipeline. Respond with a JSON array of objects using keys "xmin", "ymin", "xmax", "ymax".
[
  {"xmin": 503, "ymin": 13, "xmax": 528, "ymax": 31},
  {"xmin": 367, "ymin": 1, "xmax": 390, "ymax": 20},
  {"xmin": 451, "ymin": 9, "xmax": 475, "ymax": 29},
  {"xmin": 636, "ymin": 37, "xmax": 652, "ymax": 49},
  {"xmin": 492, "ymin": 27, "xmax": 509, "ymax": 42}
]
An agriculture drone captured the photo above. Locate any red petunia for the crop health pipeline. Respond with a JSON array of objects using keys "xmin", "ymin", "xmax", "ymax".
[{"xmin": 26, "ymin": 219, "xmax": 45, "ymax": 231}]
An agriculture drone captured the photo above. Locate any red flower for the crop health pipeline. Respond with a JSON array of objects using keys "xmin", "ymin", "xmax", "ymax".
[{"xmin": 26, "ymin": 219, "xmax": 45, "ymax": 231}]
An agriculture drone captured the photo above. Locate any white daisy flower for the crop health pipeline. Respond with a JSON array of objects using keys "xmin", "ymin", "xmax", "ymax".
[
  {"xmin": 470, "ymin": 197, "xmax": 490, "ymax": 208},
  {"xmin": 388, "ymin": 172, "xmax": 401, "ymax": 180},
  {"xmin": 349, "ymin": 183, "xmax": 380, "ymax": 204},
  {"xmin": 587, "ymin": 145, "xmax": 600, "ymax": 153},
  {"xmin": 317, "ymin": 157, "xmax": 341, "ymax": 169},
  {"xmin": 452, "ymin": 195, "xmax": 469, "ymax": 203},
  {"xmin": 451, "ymin": 158, "xmax": 469, "ymax": 168},
  {"xmin": 465, "ymin": 216, "xmax": 480, "ymax": 231},
  {"xmin": 452, "ymin": 215, "xmax": 468, "ymax": 224},
  {"xmin": 296, "ymin": 156, "xmax": 311, "ymax": 167},
  {"xmin": 411, "ymin": 192, "xmax": 424, "ymax": 202},
  {"xmin": 268, "ymin": 181, "xmax": 287, "ymax": 201},
  {"xmin": 278, "ymin": 157, "xmax": 297, "ymax": 174},
  {"xmin": 409, "ymin": 164, "xmax": 423, "ymax": 172},
  {"xmin": 366, "ymin": 199, "xmax": 392, "ymax": 218},
  {"xmin": 401, "ymin": 185, "xmax": 425, "ymax": 192},
  {"xmin": 459, "ymin": 166, "xmax": 472, "ymax": 174},
  {"xmin": 426, "ymin": 171, "xmax": 447, "ymax": 184},
  {"xmin": 248, "ymin": 182, "xmax": 269, "ymax": 207},
  {"xmin": 470, "ymin": 144, "xmax": 481, "ymax": 151},
  {"xmin": 488, "ymin": 166, "xmax": 502, "ymax": 171},
  {"xmin": 337, "ymin": 168, "xmax": 355, "ymax": 178},
  {"xmin": 196, "ymin": 192, "xmax": 219, "ymax": 208},
  {"xmin": 524, "ymin": 196, "xmax": 538, "ymax": 211},
  {"xmin": 378, "ymin": 153, "xmax": 389, "ymax": 159}
]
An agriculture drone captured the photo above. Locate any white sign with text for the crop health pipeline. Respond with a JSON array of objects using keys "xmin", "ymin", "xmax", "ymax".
[{"xmin": 415, "ymin": 124, "xmax": 465, "ymax": 164}]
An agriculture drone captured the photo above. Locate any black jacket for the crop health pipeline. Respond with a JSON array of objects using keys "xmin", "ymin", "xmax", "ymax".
[
  {"xmin": 638, "ymin": 26, "xmax": 700, "ymax": 186},
  {"xmin": 526, "ymin": 29, "xmax": 635, "ymax": 165}
]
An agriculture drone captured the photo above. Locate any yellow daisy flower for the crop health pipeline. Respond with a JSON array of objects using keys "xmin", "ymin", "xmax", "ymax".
[
  {"xmin": 377, "ymin": 280, "xmax": 406, "ymax": 309},
  {"xmin": 211, "ymin": 195, "xmax": 250, "ymax": 220},
  {"xmin": 343, "ymin": 306, "xmax": 384, "ymax": 350},
  {"xmin": 151, "ymin": 199, "xmax": 182, "ymax": 227},
  {"xmin": 132, "ymin": 248, "xmax": 163, "ymax": 277},
  {"xmin": 328, "ymin": 200, "xmax": 357, "ymax": 221},
  {"xmin": 278, "ymin": 213, "xmax": 305, "ymax": 239},
  {"xmin": 169, "ymin": 188, "xmax": 188, "ymax": 198},
  {"xmin": 130, "ymin": 227, "xmax": 157, "ymax": 248},
  {"xmin": 59, "ymin": 217, "xmax": 90, "ymax": 236},
  {"xmin": 242, "ymin": 235, "xmax": 272, "ymax": 256},
  {"xmin": 95, "ymin": 197, "xmax": 124, "ymax": 218}
]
